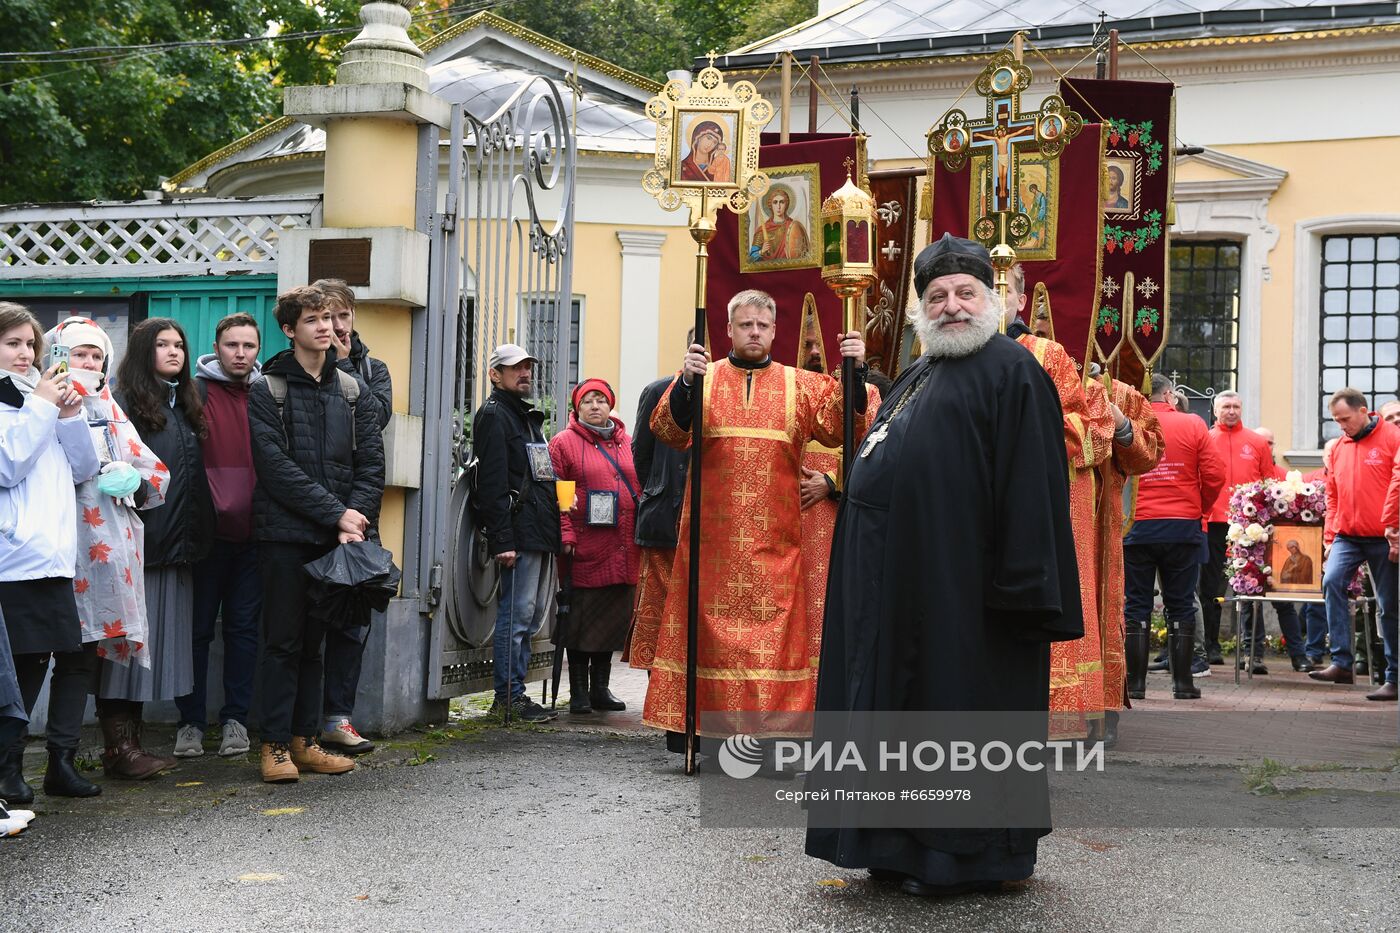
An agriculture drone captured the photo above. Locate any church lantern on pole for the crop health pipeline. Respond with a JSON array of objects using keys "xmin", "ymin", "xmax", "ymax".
[{"xmin": 819, "ymin": 157, "xmax": 876, "ymax": 481}]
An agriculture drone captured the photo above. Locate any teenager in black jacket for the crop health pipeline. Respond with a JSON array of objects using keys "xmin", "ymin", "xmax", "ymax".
[
  {"xmin": 248, "ymin": 285, "xmax": 384, "ymax": 783},
  {"xmin": 313, "ymin": 278, "xmax": 393, "ymax": 755}
]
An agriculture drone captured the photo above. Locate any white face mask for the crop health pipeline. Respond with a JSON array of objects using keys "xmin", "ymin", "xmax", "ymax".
[{"xmin": 69, "ymin": 367, "xmax": 104, "ymax": 395}]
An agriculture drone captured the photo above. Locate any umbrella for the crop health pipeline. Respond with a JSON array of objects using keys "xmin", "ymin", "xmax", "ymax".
[
  {"xmin": 303, "ymin": 540, "xmax": 402, "ymax": 628},
  {"xmin": 549, "ymin": 558, "xmax": 573, "ymax": 709}
]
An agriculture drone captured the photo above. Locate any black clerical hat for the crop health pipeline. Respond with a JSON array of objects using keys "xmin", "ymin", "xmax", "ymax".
[{"xmin": 913, "ymin": 233, "xmax": 994, "ymax": 295}]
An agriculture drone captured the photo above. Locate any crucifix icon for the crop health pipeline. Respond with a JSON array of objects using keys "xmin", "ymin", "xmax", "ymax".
[{"xmin": 971, "ymin": 102, "xmax": 1037, "ymax": 213}]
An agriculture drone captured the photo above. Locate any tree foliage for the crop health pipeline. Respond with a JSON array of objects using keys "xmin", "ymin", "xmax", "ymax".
[{"xmin": 0, "ymin": 0, "xmax": 813, "ymax": 203}]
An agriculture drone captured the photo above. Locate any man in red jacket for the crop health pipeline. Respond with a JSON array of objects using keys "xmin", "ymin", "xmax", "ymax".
[
  {"xmin": 1199, "ymin": 391, "xmax": 1280, "ymax": 666},
  {"xmin": 1312, "ymin": 388, "xmax": 1398, "ymax": 700},
  {"xmin": 174, "ymin": 313, "xmax": 263, "ymax": 758},
  {"xmin": 1123, "ymin": 374, "xmax": 1226, "ymax": 700}
]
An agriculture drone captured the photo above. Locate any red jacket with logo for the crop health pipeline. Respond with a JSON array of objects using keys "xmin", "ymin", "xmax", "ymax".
[
  {"xmin": 1206, "ymin": 421, "xmax": 1279, "ymax": 523},
  {"xmin": 1326, "ymin": 417, "xmax": 1400, "ymax": 542},
  {"xmin": 1133, "ymin": 401, "xmax": 1227, "ymax": 523}
]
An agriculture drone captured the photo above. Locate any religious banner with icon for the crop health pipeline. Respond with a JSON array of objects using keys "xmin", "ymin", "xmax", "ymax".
[
  {"xmin": 1059, "ymin": 77, "xmax": 1175, "ymax": 391},
  {"xmin": 704, "ymin": 133, "xmax": 863, "ymax": 369},
  {"xmin": 929, "ymin": 121, "xmax": 1106, "ymax": 372},
  {"xmin": 863, "ymin": 173, "xmax": 919, "ymax": 377}
]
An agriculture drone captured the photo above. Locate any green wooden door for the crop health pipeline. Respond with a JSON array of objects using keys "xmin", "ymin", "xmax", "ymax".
[{"xmin": 0, "ymin": 275, "xmax": 282, "ymax": 366}]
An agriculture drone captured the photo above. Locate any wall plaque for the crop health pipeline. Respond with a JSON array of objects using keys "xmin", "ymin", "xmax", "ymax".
[{"xmin": 308, "ymin": 237, "xmax": 372, "ymax": 286}]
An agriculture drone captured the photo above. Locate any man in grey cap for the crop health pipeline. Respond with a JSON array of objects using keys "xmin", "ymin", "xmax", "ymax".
[{"xmin": 471, "ymin": 343, "xmax": 561, "ymax": 722}]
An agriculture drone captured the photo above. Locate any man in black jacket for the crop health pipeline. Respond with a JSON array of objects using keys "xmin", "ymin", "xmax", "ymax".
[
  {"xmin": 314, "ymin": 278, "xmax": 393, "ymax": 755},
  {"xmin": 471, "ymin": 343, "xmax": 560, "ymax": 723},
  {"xmin": 249, "ymin": 285, "xmax": 385, "ymax": 783}
]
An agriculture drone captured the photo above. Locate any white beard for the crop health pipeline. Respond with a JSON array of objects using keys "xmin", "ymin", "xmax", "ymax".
[{"xmin": 914, "ymin": 306, "xmax": 999, "ymax": 358}]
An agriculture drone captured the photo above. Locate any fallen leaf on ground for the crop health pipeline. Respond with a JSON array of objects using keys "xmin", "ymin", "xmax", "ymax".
[
  {"xmin": 260, "ymin": 807, "xmax": 305, "ymax": 816},
  {"xmin": 237, "ymin": 872, "xmax": 284, "ymax": 883},
  {"xmin": 817, "ymin": 879, "xmax": 848, "ymax": 888},
  {"xmin": 354, "ymin": 894, "xmax": 370, "ymax": 901},
  {"xmin": 175, "ymin": 781, "xmax": 203, "ymax": 787}
]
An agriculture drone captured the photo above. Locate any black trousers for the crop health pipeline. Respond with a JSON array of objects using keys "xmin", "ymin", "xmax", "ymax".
[
  {"xmin": 1124, "ymin": 541, "xmax": 1201, "ymax": 633},
  {"xmin": 257, "ymin": 541, "xmax": 334, "ymax": 744},
  {"xmin": 1198, "ymin": 522, "xmax": 1228, "ymax": 653},
  {"xmin": 13, "ymin": 643, "xmax": 96, "ymax": 752},
  {"xmin": 322, "ymin": 606, "xmax": 370, "ymax": 720}
]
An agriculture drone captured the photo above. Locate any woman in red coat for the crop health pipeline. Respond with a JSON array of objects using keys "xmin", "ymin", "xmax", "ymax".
[{"xmin": 549, "ymin": 379, "xmax": 640, "ymax": 714}]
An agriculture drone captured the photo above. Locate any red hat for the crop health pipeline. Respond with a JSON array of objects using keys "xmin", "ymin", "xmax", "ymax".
[{"xmin": 571, "ymin": 378, "xmax": 615, "ymax": 411}]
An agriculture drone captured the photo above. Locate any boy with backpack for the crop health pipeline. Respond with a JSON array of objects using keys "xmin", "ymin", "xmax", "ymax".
[{"xmin": 248, "ymin": 285, "xmax": 385, "ymax": 782}]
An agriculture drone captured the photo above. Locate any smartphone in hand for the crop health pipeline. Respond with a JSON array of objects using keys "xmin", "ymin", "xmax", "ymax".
[{"xmin": 51, "ymin": 344, "xmax": 69, "ymax": 375}]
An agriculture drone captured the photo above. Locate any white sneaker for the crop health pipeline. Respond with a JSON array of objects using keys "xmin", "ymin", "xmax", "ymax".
[
  {"xmin": 319, "ymin": 718, "xmax": 375, "ymax": 755},
  {"xmin": 1, "ymin": 816, "xmax": 27, "ymax": 837},
  {"xmin": 173, "ymin": 723, "xmax": 206, "ymax": 758},
  {"xmin": 218, "ymin": 720, "xmax": 250, "ymax": 757},
  {"xmin": 0, "ymin": 802, "xmax": 33, "ymax": 825}
]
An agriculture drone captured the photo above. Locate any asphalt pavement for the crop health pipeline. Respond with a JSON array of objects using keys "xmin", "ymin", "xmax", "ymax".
[{"xmin": 3, "ymin": 702, "xmax": 1398, "ymax": 933}]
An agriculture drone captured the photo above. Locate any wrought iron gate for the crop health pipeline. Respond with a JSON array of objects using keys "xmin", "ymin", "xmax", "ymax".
[{"xmin": 423, "ymin": 77, "xmax": 576, "ymax": 699}]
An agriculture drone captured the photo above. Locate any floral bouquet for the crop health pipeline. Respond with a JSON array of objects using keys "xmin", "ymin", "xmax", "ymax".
[
  {"xmin": 1225, "ymin": 471, "xmax": 1364, "ymax": 596},
  {"xmin": 1225, "ymin": 471, "xmax": 1325, "ymax": 595}
]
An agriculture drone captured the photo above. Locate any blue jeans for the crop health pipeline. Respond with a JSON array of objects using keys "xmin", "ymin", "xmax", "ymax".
[
  {"xmin": 492, "ymin": 551, "xmax": 553, "ymax": 702},
  {"xmin": 1323, "ymin": 536, "xmax": 1399, "ymax": 683},
  {"xmin": 1300, "ymin": 602, "xmax": 1328, "ymax": 660},
  {"xmin": 176, "ymin": 542, "xmax": 262, "ymax": 729}
]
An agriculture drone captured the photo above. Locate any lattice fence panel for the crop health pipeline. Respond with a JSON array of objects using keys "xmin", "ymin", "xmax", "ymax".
[{"xmin": 0, "ymin": 197, "xmax": 319, "ymax": 279}]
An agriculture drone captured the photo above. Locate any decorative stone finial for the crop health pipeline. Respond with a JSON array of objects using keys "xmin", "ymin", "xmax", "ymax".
[{"xmin": 337, "ymin": 1, "xmax": 429, "ymax": 90}]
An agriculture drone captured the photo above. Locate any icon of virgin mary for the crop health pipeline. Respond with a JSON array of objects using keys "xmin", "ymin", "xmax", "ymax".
[{"xmin": 679, "ymin": 118, "xmax": 733, "ymax": 183}]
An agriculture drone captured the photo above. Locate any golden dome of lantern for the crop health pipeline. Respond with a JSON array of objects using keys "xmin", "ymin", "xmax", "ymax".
[{"xmin": 819, "ymin": 158, "xmax": 876, "ymax": 301}]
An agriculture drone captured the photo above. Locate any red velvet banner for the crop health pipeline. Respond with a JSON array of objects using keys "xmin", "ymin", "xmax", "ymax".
[
  {"xmin": 929, "ymin": 123, "xmax": 1106, "ymax": 373},
  {"xmin": 704, "ymin": 133, "xmax": 861, "ymax": 369},
  {"xmin": 1059, "ymin": 78, "xmax": 1175, "ymax": 390},
  {"xmin": 864, "ymin": 173, "xmax": 919, "ymax": 378}
]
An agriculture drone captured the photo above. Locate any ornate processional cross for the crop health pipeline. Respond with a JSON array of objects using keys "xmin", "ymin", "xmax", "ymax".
[{"xmin": 928, "ymin": 49, "xmax": 1083, "ymax": 254}]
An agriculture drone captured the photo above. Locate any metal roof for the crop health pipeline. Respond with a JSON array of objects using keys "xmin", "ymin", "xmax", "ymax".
[
  {"xmin": 724, "ymin": 0, "xmax": 1400, "ymax": 66},
  {"xmin": 201, "ymin": 54, "xmax": 655, "ymax": 184}
]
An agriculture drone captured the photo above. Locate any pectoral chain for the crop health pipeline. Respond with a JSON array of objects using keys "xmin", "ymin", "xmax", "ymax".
[{"xmin": 860, "ymin": 366, "xmax": 932, "ymax": 459}]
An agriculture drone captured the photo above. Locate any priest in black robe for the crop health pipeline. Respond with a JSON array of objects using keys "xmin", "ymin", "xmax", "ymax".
[{"xmin": 804, "ymin": 234, "xmax": 1084, "ymax": 897}]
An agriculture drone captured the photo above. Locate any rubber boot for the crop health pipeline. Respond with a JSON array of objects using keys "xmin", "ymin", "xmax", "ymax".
[
  {"xmin": 1125, "ymin": 622, "xmax": 1149, "ymax": 700},
  {"xmin": 590, "ymin": 653, "xmax": 626, "ymax": 711},
  {"xmin": 0, "ymin": 745, "xmax": 34, "ymax": 806},
  {"xmin": 568, "ymin": 653, "xmax": 592, "ymax": 714},
  {"xmin": 1103, "ymin": 711, "xmax": 1120, "ymax": 748},
  {"xmin": 43, "ymin": 748, "xmax": 101, "ymax": 798},
  {"xmin": 1169, "ymin": 632, "xmax": 1201, "ymax": 700}
]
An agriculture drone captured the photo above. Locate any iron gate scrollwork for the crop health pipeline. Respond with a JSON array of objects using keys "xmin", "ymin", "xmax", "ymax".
[{"xmin": 425, "ymin": 77, "xmax": 576, "ymax": 699}]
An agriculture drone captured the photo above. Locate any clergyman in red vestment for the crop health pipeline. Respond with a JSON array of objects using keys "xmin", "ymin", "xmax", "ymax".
[{"xmin": 645, "ymin": 289, "xmax": 872, "ymax": 743}]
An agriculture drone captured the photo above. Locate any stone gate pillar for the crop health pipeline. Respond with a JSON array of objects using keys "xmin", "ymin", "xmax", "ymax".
[{"xmin": 281, "ymin": 1, "xmax": 451, "ymax": 732}]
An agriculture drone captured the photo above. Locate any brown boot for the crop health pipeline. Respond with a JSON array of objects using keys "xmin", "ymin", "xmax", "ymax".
[
  {"xmin": 132, "ymin": 717, "xmax": 177, "ymax": 772},
  {"xmin": 99, "ymin": 713, "xmax": 174, "ymax": 780},
  {"xmin": 260, "ymin": 742, "xmax": 299, "ymax": 783},
  {"xmin": 289, "ymin": 737, "xmax": 355, "ymax": 775}
]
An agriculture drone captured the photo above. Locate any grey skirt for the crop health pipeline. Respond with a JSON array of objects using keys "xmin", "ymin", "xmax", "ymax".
[
  {"xmin": 97, "ymin": 566, "xmax": 194, "ymax": 702},
  {"xmin": 557, "ymin": 584, "xmax": 635, "ymax": 653}
]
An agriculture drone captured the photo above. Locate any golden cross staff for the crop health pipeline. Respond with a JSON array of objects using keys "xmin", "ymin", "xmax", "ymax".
[
  {"xmin": 641, "ymin": 54, "xmax": 771, "ymax": 776},
  {"xmin": 928, "ymin": 49, "xmax": 1083, "ymax": 330}
]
